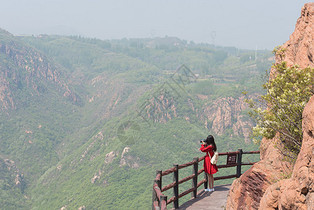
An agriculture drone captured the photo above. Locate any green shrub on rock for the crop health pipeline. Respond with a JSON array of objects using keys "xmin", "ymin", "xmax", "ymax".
[{"xmin": 245, "ymin": 61, "xmax": 313, "ymax": 160}]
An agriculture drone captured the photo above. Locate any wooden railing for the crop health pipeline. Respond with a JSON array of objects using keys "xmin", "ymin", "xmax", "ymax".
[{"xmin": 152, "ymin": 149, "xmax": 260, "ymax": 210}]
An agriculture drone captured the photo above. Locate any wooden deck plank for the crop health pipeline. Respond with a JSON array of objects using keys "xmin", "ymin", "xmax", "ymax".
[{"xmin": 176, "ymin": 184, "xmax": 231, "ymax": 210}]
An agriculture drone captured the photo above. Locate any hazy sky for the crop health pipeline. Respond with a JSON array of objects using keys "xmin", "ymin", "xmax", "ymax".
[{"xmin": 0, "ymin": 0, "xmax": 310, "ymax": 50}]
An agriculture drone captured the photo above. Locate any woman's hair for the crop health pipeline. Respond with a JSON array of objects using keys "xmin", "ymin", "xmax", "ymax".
[{"xmin": 205, "ymin": 135, "xmax": 217, "ymax": 151}]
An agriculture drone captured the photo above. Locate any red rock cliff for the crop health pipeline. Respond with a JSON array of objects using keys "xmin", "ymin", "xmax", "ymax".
[
  {"xmin": 259, "ymin": 94, "xmax": 314, "ymax": 209},
  {"xmin": 226, "ymin": 3, "xmax": 314, "ymax": 209}
]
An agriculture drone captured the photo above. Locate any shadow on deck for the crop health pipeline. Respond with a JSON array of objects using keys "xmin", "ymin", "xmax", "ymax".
[{"xmin": 177, "ymin": 184, "xmax": 231, "ymax": 210}]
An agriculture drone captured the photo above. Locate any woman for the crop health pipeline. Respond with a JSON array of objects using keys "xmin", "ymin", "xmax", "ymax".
[{"xmin": 200, "ymin": 135, "xmax": 218, "ymax": 192}]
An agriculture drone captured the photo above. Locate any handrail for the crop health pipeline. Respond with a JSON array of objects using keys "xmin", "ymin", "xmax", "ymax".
[{"xmin": 152, "ymin": 149, "xmax": 260, "ymax": 210}]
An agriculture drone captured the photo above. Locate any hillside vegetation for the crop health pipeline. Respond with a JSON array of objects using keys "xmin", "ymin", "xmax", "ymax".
[{"xmin": 0, "ymin": 30, "xmax": 272, "ymax": 209}]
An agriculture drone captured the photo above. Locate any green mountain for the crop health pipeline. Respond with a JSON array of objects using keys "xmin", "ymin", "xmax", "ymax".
[{"xmin": 0, "ymin": 30, "xmax": 272, "ymax": 209}]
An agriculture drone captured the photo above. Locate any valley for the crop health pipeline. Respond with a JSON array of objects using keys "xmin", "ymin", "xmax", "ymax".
[{"xmin": 0, "ymin": 30, "xmax": 273, "ymax": 209}]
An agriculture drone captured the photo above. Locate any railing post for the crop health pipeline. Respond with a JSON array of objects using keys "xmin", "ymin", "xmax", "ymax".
[
  {"xmin": 236, "ymin": 149, "xmax": 243, "ymax": 178},
  {"xmin": 156, "ymin": 170, "xmax": 162, "ymax": 190},
  {"xmin": 160, "ymin": 195, "xmax": 167, "ymax": 210},
  {"xmin": 152, "ymin": 170, "xmax": 162, "ymax": 210},
  {"xmin": 173, "ymin": 164, "xmax": 179, "ymax": 209},
  {"xmin": 152, "ymin": 183, "xmax": 157, "ymax": 209},
  {"xmin": 192, "ymin": 157, "xmax": 198, "ymax": 198}
]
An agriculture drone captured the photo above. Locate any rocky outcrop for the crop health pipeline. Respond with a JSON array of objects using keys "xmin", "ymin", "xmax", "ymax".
[
  {"xmin": 232, "ymin": 115, "xmax": 253, "ymax": 143},
  {"xmin": 275, "ymin": 3, "xmax": 314, "ymax": 69},
  {"xmin": 0, "ymin": 157, "xmax": 25, "ymax": 192},
  {"xmin": 259, "ymin": 94, "xmax": 314, "ymax": 209},
  {"xmin": 119, "ymin": 147, "xmax": 140, "ymax": 168},
  {"xmin": 202, "ymin": 96, "xmax": 253, "ymax": 143},
  {"xmin": 91, "ymin": 169, "xmax": 102, "ymax": 184},
  {"xmin": 226, "ymin": 3, "xmax": 314, "ymax": 209},
  {"xmin": 79, "ymin": 131, "xmax": 104, "ymax": 162},
  {"xmin": 142, "ymin": 90, "xmax": 177, "ymax": 124},
  {"xmin": 226, "ymin": 135, "xmax": 292, "ymax": 209},
  {"xmin": 0, "ymin": 30, "xmax": 80, "ymax": 111},
  {"xmin": 139, "ymin": 82, "xmax": 253, "ymax": 141},
  {"xmin": 104, "ymin": 151, "xmax": 117, "ymax": 164}
]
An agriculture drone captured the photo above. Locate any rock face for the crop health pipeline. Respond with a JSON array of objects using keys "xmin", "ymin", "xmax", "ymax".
[
  {"xmin": 226, "ymin": 135, "xmax": 293, "ymax": 209},
  {"xmin": 142, "ymin": 85, "xmax": 252, "ymax": 141},
  {"xmin": 104, "ymin": 151, "xmax": 117, "ymax": 164},
  {"xmin": 226, "ymin": 3, "xmax": 314, "ymax": 209},
  {"xmin": 0, "ymin": 158, "xmax": 25, "ymax": 192},
  {"xmin": 142, "ymin": 90, "xmax": 178, "ymax": 124},
  {"xmin": 259, "ymin": 94, "xmax": 314, "ymax": 209},
  {"xmin": 276, "ymin": 3, "xmax": 314, "ymax": 69},
  {"xmin": 0, "ymin": 30, "xmax": 80, "ymax": 111},
  {"xmin": 119, "ymin": 147, "xmax": 140, "ymax": 168},
  {"xmin": 202, "ymin": 96, "xmax": 253, "ymax": 143}
]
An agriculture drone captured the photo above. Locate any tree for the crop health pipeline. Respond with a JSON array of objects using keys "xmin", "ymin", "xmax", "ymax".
[{"xmin": 245, "ymin": 60, "xmax": 314, "ymax": 160}]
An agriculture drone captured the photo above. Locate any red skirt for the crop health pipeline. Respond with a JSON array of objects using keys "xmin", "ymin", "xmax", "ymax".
[{"xmin": 204, "ymin": 155, "xmax": 218, "ymax": 174}]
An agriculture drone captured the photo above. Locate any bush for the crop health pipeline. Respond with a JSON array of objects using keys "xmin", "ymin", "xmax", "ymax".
[{"xmin": 245, "ymin": 61, "xmax": 314, "ymax": 160}]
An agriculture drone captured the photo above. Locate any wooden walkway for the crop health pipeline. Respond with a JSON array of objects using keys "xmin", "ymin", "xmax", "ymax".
[{"xmin": 177, "ymin": 184, "xmax": 231, "ymax": 210}]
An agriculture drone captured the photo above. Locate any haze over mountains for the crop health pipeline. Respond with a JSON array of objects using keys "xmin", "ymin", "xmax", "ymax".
[
  {"xmin": 0, "ymin": 28, "xmax": 273, "ymax": 209},
  {"xmin": 0, "ymin": 0, "xmax": 310, "ymax": 50}
]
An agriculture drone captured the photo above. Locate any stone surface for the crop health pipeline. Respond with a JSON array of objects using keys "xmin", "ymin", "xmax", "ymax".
[
  {"xmin": 226, "ymin": 144, "xmax": 292, "ymax": 210},
  {"xmin": 276, "ymin": 3, "xmax": 314, "ymax": 69},
  {"xmin": 0, "ymin": 158, "xmax": 25, "ymax": 191},
  {"xmin": 142, "ymin": 89, "xmax": 253, "ymax": 142},
  {"xmin": 259, "ymin": 95, "xmax": 314, "ymax": 209},
  {"xmin": 202, "ymin": 96, "xmax": 253, "ymax": 143},
  {"xmin": 104, "ymin": 151, "xmax": 117, "ymax": 164},
  {"xmin": 119, "ymin": 147, "xmax": 140, "ymax": 168}
]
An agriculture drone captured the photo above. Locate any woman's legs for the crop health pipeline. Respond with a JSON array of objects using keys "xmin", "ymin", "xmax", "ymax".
[
  {"xmin": 209, "ymin": 174, "xmax": 214, "ymax": 189},
  {"xmin": 207, "ymin": 173, "xmax": 213, "ymax": 189}
]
